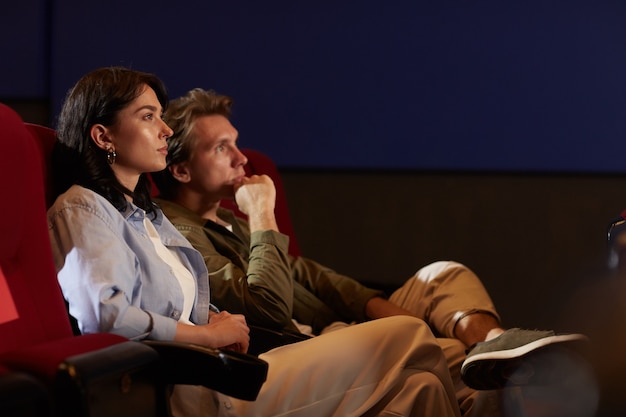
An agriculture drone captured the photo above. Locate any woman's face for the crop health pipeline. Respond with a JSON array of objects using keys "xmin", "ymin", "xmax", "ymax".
[{"xmin": 102, "ymin": 85, "xmax": 173, "ymax": 190}]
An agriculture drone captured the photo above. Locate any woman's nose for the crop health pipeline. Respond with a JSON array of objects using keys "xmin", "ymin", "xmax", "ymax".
[{"xmin": 162, "ymin": 120, "xmax": 174, "ymax": 138}]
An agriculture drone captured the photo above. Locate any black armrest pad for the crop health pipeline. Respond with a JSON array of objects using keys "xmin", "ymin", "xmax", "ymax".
[
  {"xmin": 142, "ymin": 340, "xmax": 268, "ymax": 401},
  {"xmin": 248, "ymin": 325, "xmax": 312, "ymax": 356},
  {"xmin": 58, "ymin": 341, "xmax": 158, "ymax": 379},
  {"xmin": 56, "ymin": 341, "xmax": 160, "ymax": 416},
  {"xmin": 0, "ymin": 371, "xmax": 51, "ymax": 416}
]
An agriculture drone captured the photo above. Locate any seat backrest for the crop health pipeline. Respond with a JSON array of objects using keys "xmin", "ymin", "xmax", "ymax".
[
  {"xmin": 25, "ymin": 123, "xmax": 57, "ymax": 208},
  {"xmin": 0, "ymin": 104, "xmax": 73, "ymax": 355}
]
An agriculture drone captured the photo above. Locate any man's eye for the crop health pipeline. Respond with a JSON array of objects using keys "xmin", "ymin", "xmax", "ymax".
[{"xmin": 216, "ymin": 145, "xmax": 225, "ymax": 152}]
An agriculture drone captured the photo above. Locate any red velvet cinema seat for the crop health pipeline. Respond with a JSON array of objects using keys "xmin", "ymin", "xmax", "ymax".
[
  {"xmin": 2, "ymin": 104, "xmax": 269, "ymax": 416},
  {"xmin": 0, "ymin": 103, "xmax": 161, "ymax": 416}
]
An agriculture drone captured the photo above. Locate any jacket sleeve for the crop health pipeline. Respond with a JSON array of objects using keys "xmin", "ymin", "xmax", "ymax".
[
  {"xmin": 176, "ymin": 223, "xmax": 295, "ymax": 330},
  {"xmin": 290, "ymin": 256, "xmax": 386, "ymax": 323}
]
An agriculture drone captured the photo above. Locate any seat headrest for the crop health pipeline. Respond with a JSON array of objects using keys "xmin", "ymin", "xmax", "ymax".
[{"xmin": 0, "ymin": 104, "xmax": 42, "ymax": 259}]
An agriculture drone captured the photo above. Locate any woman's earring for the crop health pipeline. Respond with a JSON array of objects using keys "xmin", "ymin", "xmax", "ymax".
[{"xmin": 106, "ymin": 148, "xmax": 117, "ymax": 165}]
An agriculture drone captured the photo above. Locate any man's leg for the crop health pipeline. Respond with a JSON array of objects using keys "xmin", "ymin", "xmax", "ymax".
[
  {"xmin": 389, "ymin": 260, "xmax": 588, "ymax": 392},
  {"xmin": 437, "ymin": 337, "xmax": 502, "ymax": 417},
  {"xmin": 388, "ymin": 260, "xmax": 500, "ymax": 342}
]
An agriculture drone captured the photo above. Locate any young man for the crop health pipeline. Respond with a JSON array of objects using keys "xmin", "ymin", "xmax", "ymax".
[{"xmin": 153, "ymin": 88, "xmax": 589, "ymax": 416}]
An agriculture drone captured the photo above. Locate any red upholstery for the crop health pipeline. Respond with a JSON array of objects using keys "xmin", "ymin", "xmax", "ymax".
[
  {"xmin": 0, "ymin": 104, "xmax": 74, "ymax": 352},
  {"xmin": 25, "ymin": 123, "xmax": 57, "ymax": 208},
  {"xmin": 1, "ymin": 333, "xmax": 128, "ymax": 384},
  {"xmin": 0, "ymin": 104, "xmax": 129, "ymax": 381}
]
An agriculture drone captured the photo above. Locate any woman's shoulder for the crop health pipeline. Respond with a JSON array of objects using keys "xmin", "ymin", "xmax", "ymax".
[
  {"xmin": 48, "ymin": 185, "xmax": 118, "ymax": 219},
  {"xmin": 50, "ymin": 185, "xmax": 100, "ymax": 208}
]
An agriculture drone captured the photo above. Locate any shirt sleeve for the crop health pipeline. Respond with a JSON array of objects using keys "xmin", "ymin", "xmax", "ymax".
[{"xmin": 48, "ymin": 204, "xmax": 178, "ymax": 341}]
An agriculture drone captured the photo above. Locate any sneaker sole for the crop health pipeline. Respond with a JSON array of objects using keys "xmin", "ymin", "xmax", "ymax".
[{"xmin": 461, "ymin": 334, "xmax": 589, "ymax": 390}]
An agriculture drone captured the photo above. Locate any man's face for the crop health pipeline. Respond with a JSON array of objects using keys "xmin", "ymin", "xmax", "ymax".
[{"xmin": 183, "ymin": 114, "xmax": 248, "ymax": 201}]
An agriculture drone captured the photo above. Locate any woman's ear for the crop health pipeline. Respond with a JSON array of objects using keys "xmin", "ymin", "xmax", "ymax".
[
  {"xmin": 90, "ymin": 124, "xmax": 113, "ymax": 151},
  {"xmin": 169, "ymin": 163, "xmax": 191, "ymax": 184}
]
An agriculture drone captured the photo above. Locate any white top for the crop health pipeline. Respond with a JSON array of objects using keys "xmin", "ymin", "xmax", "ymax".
[{"xmin": 144, "ymin": 217, "xmax": 196, "ymax": 325}]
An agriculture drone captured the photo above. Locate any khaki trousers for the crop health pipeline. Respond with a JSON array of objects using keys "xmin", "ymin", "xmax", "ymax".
[
  {"xmin": 171, "ymin": 316, "xmax": 461, "ymax": 417},
  {"xmin": 389, "ymin": 261, "xmax": 503, "ymax": 417}
]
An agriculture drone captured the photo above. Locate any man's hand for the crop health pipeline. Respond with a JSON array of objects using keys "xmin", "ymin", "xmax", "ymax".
[
  {"xmin": 234, "ymin": 175, "xmax": 279, "ymax": 232},
  {"xmin": 234, "ymin": 175, "xmax": 276, "ymax": 215}
]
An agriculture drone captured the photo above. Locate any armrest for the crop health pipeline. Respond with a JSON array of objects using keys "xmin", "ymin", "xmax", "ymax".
[
  {"xmin": 56, "ymin": 341, "xmax": 160, "ymax": 417},
  {"xmin": 248, "ymin": 324, "xmax": 312, "ymax": 356},
  {"xmin": 0, "ymin": 369, "xmax": 51, "ymax": 416},
  {"xmin": 0, "ymin": 336, "xmax": 160, "ymax": 417},
  {"xmin": 142, "ymin": 340, "xmax": 268, "ymax": 401}
]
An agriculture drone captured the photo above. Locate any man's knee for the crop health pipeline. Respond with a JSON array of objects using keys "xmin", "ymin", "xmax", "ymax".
[{"xmin": 414, "ymin": 260, "xmax": 470, "ymax": 284}]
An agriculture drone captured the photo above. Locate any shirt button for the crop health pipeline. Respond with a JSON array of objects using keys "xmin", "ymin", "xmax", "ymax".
[
  {"xmin": 172, "ymin": 311, "xmax": 181, "ymax": 319},
  {"xmin": 134, "ymin": 212, "xmax": 141, "ymax": 218}
]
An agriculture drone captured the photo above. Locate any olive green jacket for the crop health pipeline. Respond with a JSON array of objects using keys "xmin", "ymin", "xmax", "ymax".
[{"xmin": 156, "ymin": 199, "xmax": 384, "ymax": 334}]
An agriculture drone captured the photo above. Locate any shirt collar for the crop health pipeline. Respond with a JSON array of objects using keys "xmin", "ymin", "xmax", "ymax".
[{"xmin": 122, "ymin": 202, "xmax": 164, "ymax": 227}]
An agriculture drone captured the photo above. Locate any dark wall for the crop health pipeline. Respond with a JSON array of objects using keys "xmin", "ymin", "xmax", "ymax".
[
  {"xmin": 3, "ymin": 1, "xmax": 626, "ymax": 172},
  {"xmin": 1, "ymin": 1, "xmax": 49, "ymax": 98},
  {"xmin": 282, "ymin": 170, "xmax": 626, "ymax": 331}
]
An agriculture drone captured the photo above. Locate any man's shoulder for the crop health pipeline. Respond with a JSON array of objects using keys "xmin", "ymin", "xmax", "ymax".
[
  {"xmin": 154, "ymin": 198, "xmax": 220, "ymax": 243},
  {"xmin": 155, "ymin": 198, "xmax": 200, "ymax": 224}
]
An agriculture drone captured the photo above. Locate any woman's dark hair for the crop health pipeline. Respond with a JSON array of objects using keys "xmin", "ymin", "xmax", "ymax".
[{"xmin": 53, "ymin": 66, "xmax": 168, "ymax": 215}]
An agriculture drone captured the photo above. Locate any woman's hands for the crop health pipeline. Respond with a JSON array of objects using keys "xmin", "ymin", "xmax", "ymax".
[
  {"xmin": 175, "ymin": 310, "xmax": 250, "ymax": 353},
  {"xmin": 207, "ymin": 311, "xmax": 250, "ymax": 353}
]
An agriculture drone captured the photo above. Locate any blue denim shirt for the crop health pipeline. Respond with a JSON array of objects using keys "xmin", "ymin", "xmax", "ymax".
[{"xmin": 48, "ymin": 185, "xmax": 213, "ymax": 341}]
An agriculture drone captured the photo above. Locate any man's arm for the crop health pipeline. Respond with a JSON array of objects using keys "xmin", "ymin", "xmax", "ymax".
[
  {"xmin": 364, "ymin": 296, "xmax": 414, "ymax": 319},
  {"xmin": 290, "ymin": 256, "xmax": 387, "ymax": 324},
  {"xmin": 178, "ymin": 221, "xmax": 296, "ymax": 331}
]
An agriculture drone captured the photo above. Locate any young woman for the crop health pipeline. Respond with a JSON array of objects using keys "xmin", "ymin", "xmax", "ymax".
[{"xmin": 47, "ymin": 66, "xmax": 460, "ymax": 417}]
